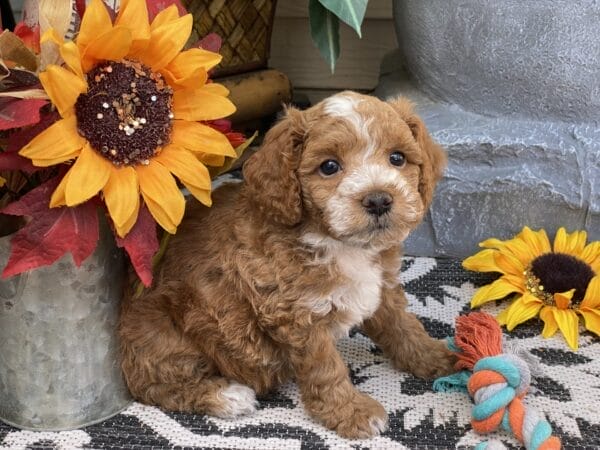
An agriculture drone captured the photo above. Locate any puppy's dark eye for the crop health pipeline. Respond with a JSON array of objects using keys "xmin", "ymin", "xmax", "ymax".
[
  {"xmin": 319, "ymin": 159, "xmax": 341, "ymax": 176},
  {"xmin": 389, "ymin": 151, "xmax": 406, "ymax": 167}
]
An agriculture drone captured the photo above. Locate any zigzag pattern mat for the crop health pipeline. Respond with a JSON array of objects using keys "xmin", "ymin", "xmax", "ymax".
[{"xmin": 1, "ymin": 257, "xmax": 599, "ymax": 449}]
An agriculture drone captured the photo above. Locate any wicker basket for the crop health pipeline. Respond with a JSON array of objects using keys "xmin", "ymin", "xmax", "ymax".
[{"xmin": 182, "ymin": 0, "xmax": 277, "ymax": 77}]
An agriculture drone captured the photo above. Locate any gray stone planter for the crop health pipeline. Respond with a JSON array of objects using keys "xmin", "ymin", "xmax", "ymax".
[
  {"xmin": 0, "ymin": 218, "xmax": 131, "ymax": 430},
  {"xmin": 377, "ymin": 0, "xmax": 600, "ymax": 257}
]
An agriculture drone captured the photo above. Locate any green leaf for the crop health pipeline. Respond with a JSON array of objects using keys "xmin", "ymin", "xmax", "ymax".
[
  {"xmin": 309, "ymin": 0, "xmax": 341, "ymax": 73},
  {"xmin": 318, "ymin": 0, "xmax": 368, "ymax": 38}
]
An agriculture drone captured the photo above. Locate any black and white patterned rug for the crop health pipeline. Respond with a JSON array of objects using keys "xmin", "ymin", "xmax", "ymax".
[{"xmin": 1, "ymin": 257, "xmax": 599, "ymax": 450}]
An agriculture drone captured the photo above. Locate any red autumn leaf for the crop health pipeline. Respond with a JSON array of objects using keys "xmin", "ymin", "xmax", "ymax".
[
  {"xmin": 226, "ymin": 131, "xmax": 246, "ymax": 148},
  {"xmin": 0, "ymin": 111, "xmax": 59, "ymax": 174},
  {"xmin": 7, "ymin": 110, "xmax": 59, "ymax": 153},
  {"xmin": 0, "ymin": 152, "xmax": 38, "ymax": 173},
  {"xmin": 206, "ymin": 118, "xmax": 232, "ymax": 134},
  {"xmin": 1, "ymin": 177, "xmax": 99, "ymax": 278},
  {"xmin": 145, "ymin": 0, "xmax": 187, "ymax": 21},
  {"xmin": 197, "ymin": 33, "xmax": 222, "ymax": 53},
  {"xmin": 206, "ymin": 119, "xmax": 246, "ymax": 147},
  {"xmin": 74, "ymin": 0, "xmax": 87, "ymax": 20},
  {"xmin": 0, "ymin": 98, "xmax": 47, "ymax": 131},
  {"xmin": 115, "ymin": 205, "xmax": 159, "ymax": 287},
  {"xmin": 14, "ymin": 22, "xmax": 40, "ymax": 54}
]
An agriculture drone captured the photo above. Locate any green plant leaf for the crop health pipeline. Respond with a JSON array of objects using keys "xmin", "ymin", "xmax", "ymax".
[
  {"xmin": 309, "ymin": 0, "xmax": 340, "ymax": 73},
  {"xmin": 318, "ymin": 0, "xmax": 368, "ymax": 38}
]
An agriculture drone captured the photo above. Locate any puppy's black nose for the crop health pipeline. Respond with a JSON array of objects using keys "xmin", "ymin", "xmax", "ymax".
[{"xmin": 362, "ymin": 192, "xmax": 393, "ymax": 216}]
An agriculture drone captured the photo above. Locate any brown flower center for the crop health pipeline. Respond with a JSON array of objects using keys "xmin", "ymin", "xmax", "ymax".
[
  {"xmin": 75, "ymin": 60, "xmax": 173, "ymax": 166},
  {"xmin": 525, "ymin": 252, "xmax": 594, "ymax": 305}
]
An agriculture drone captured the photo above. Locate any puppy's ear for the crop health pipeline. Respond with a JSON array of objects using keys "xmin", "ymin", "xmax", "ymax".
[
  {"xmin": 242, "ymin": 107, "xmax": 306, "ymax": 226},
  {"xmin": 388, "ymin": 97, "xmax": 446, "ymax": 209}
]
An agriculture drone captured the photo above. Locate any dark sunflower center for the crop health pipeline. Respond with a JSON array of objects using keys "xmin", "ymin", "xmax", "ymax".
[
  {"xmin": 529, "ymin": 252, "xmax": 594, "ymax": 303},
  {"xmin": 75, "ymin": 60, "xmax": 173, "ymax": 166}
]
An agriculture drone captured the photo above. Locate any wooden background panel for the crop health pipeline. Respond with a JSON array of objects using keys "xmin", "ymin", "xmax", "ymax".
[
  {"xmin": 276, "ymin": 0, "xmax": 393, "ymax": 19},
  {"xmin": 8, "ymin": 0, "xmax": 399, "ymax": 92},
  {"xmin": 269, "ymin": 16, "xmax": 397, "ymax": 91}
]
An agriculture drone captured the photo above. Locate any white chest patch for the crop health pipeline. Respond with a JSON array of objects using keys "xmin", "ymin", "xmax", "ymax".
[{"xmin": 301, "ymin": 234, "xmax": 383, "ymax": 336}]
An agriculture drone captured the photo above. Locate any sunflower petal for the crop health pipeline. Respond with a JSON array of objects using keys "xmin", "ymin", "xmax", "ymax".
[
  {"xmin": 173, "ymin": 89, "xmax": 236, "ymax": 121},
  {"xmin": 103, "ymin": 166, "xmax": 140, "ymax": 237},
  {"xmin": 39, "ymin": 65, "xmax": 87, "ymax": 117},
  {"xmin": 171, "ymin": 121, "xmax": 236, "ymax": 157},
  {"xmin": 162, "ymin": 66, "xmax": 207, "ymax": 89},
  {"xmin": 580, "ymin": 241, "xmax": 600, "ymax": 271},
  {"xmin": 553, "ymin": 227, "xmax": 568, "ymax": 253},
  {"xmin": 479, "ymin": 238, "xmax": 506, "ymax": 250},
  {"xmin": 115, "ymin": 0, "xmax": 151, "ymax": 55},
  {"xmin": 41, "ymin": 29, "xmax": 85, "ymax": 80},
  {"xmin": 155, "ymin": 145, "xmax": 211, "ymax": 190},
  {"xmin": 162, "ymin": 47, "xmax": 220, "ymax": 88},
  {"xmin": 119, "ymin": 197, "xmax": 141, "ymax": 238},
  {"xmin": 186, "ymin": 185, "xmax": 212, "ymax": 207},
  {"xmin": 552, "ymin": 308, "xmax": 580, "ymax": 350},
  {"xmin": 20, "ymin": 116, "xmax": 85, "ymax": 165},
  {"xmin": 202, "ymin": 82, "xmax": 230, "ymax": 96},
  {"xmin": 50, "ymin": 170, "xmax": 71, "ymax": 207},
  {"xmin": 137, "ymin": 14, "xmax": 192, "ymax": 70},
  {"xmin": 554, "ymin": 227, "xmax": 587, "ymax": 256},
  {"xmin": 540, "ymin": 306, "xmax": 558, "ymax": 338},
  {"xmin": 168, "ymin": 47, "xmax": 222, "ymax": 74},
  {"xmin": 470, "ymin": 277, "xmax": 519, "ymax": 308},
  {"xmin": 504, "ymin": 293, "xmax": 543, "ymax": 330},
  {"xmin": 198, "ymin": 153, "xmax": 225, "ymax": 167},
  {"xmin": 581, "ymin": 276, "xmax": 600, "ymax": 309},
  {"xmin": 496, "ymin": 306, "xmax": 510, "ymax": 326},
  {"xmin": 579, "ymin": 310, "xmax": 600, "ymax": 336},
  {"xmin": 494, "ymin": 251, "xmax": 525, "ymax": 277},
  {"xmin": 65, "ymin": 145, "xmax": 112, "ymax": 206},
  {"xmin": 78, "ymin": 0, "xmax": 113, "ymax": 52},
  {"xmin": 59, "ymin": 41, "xmax": 85, "ymax": 80},
  {"xmin": 81, "ymin": 26, "xmax": 133, "ymax": 72},
  {"xmin": 519, "ymin": 226, "xmax": 551, "ymax": 255},
  {"xmin": 502, "ymin": 273, "xmax": 527, "ymax": 292},
  {"xmin": 573, "ymin": 231, "xmax": 588, "ymax": 254},
  {"xmin": 40, "ymin": 28, "xmax": 63, "ymax": 45},
  {"xmin": 137, "ymin": 161, "xmax": 185, "ymax": 233},
  {"xmin": 150, "ymin": 5, "xmax": 180, "ymax": 29},
  {"xmin": 564, "ymin": 230, "xmax": 586, "ymax": 255},
  {"xmin": 554, "ymin": 289, "xmax": 575, "ymax": 309},
  {"xmin": 463, "ymin": 249, "xmax": 503, "ymax": 273},
  {"xmin": 504, "ymin": 238, "xmax": 537, "ymax": 266}
]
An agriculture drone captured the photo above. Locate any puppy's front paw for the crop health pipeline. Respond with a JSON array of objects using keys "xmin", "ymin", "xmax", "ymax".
[
  {"xmin": 410, "ymin": 339, "xmax": 457, "ymax": 379},
  {"xmin": 332, "ymin": 393, "xmax": 388, "ymax": 439}
]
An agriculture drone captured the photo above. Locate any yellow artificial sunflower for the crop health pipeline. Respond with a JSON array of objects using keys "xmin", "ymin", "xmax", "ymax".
[
  {"xmin": 463, "ymin": 226, "xmax": 600, "ymax": 350},
  {"xmin": 19, "ymin": 0, "xmax": 237, "ymax": 237}
]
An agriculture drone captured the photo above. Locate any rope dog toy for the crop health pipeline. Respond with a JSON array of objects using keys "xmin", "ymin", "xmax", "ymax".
[{"xmin": 433, "ymin": 312, "xmax": 561, "ymax": 450}]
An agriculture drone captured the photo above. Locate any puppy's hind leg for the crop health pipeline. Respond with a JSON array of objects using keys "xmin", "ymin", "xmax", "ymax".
[
  {"xmin": 141, "ymin": 376, "xmax": 258, "ymax": 418},
  {"xmin": 119, "ymin": 283, "xmax": 258, "ymax": 418}
]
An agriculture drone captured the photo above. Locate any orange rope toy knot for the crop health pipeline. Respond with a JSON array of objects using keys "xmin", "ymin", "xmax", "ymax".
[{"xmin": 448, "ymin": 313, "xmax": 561, "ymax": 450}]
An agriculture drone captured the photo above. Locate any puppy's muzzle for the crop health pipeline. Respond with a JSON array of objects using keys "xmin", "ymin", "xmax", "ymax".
[{"xmin": 362, "ymin": 192, "xmax": 393, "ymax": 217}]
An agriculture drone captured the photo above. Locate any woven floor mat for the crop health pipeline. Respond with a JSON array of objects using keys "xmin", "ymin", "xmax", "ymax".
[{"xmin": 1, "ymin": 257, "xmax": 599, "ymax": 449}]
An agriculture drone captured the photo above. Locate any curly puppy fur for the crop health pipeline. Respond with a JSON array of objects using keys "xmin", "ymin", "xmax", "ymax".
[{"xmin": 119, "ymin": 91, "xmax": 455, "ymax": 439}]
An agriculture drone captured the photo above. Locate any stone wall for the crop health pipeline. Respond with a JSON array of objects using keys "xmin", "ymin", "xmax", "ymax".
[{"xmin": 376, "ymin": 1, "xmax": 600, "ymax": 257}]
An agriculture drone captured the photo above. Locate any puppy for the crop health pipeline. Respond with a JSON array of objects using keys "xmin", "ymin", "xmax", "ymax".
[{"xmin": 119, "ymin": 91, "xmax": 455, "ymax": 439}]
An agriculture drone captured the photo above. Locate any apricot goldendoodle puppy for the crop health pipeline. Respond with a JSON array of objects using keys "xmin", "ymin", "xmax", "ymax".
[{"xmin": 119, "ymin": 91, "xmax": 455, "ymax": 439}]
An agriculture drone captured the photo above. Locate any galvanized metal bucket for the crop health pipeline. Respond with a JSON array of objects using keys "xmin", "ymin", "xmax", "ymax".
[{"xmin": 0, "ymin": 218, "xmax": 132, "ymax": 430}]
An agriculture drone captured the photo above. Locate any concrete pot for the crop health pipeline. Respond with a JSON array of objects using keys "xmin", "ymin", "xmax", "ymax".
[{"xmin": 0, "ymin": 218, "xmax": 131, "ymax": 430}]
